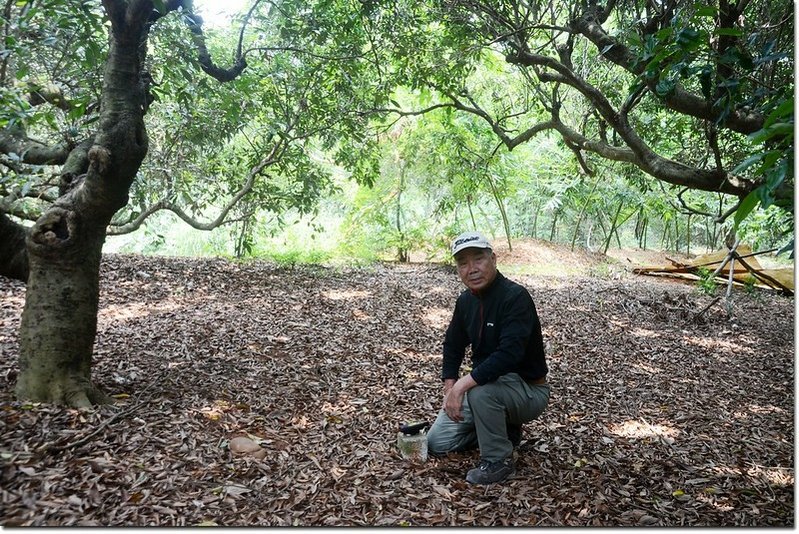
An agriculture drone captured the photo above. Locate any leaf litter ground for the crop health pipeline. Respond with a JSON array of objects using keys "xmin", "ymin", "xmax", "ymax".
[{"xmin": 0, "ymin": 243, "xmax": 794, "ymax": 526}]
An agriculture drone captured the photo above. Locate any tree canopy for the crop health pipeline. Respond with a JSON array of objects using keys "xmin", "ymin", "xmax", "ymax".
[{"xmin": 371, "ymin": 0, "xmax": 793, "ymax": 215}]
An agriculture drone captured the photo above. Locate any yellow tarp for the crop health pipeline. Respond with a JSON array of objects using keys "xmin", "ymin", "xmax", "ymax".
[{"xmin": 634, "ymin": 244, "xmax": 794, "ymax": 293}]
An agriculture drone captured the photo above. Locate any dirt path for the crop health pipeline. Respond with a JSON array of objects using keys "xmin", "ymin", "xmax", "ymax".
[{"xmin": 0, "ymin": 246, "xmax": 794, "ymax": 526}]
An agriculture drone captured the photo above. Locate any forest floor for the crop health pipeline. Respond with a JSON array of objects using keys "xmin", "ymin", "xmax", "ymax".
[{"xmin": 0, "ymin": 239, "xmax": 794, "ymax": 527}]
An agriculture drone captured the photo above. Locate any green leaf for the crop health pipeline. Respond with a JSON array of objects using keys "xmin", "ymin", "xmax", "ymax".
[
  {"xmin": 734, "ymin": 190, "xmax": 760, "ymax": 229},
  {"xmin": 756, "ymin": 183, "xmax": 774, "ymax": 208},
  {"xmin": 764, "ymin": 158, "xmax": 788, "ymax": 190},
  {"xmin": 731, "ymin": 152, "xmax": 765, "ymax": 174},
  {"xmin": 676, "ymin": 28, "xmax": 700, "ymax": 48},
  {"xmin": 694, "ymin": 6, "xmax": 717, "ymax": 17},
  {"xmin": 754, "ymin": 51, "xmax": 789, "ymax": 66},
  {"xmin": 714, "ymin": 27, "xmax": 744, "ymax": 37},
  {"xmin": 748, "ymin": 123, "xmax": 793, "ymax": 144},
  {"xmin": 655, "ymin": 27, "xmax": 673, "ymax": 40},
  {"xmin": 763, "ymin": 100, "xmax": 793, "ymax": 128},
  {"xmin": 655, "ymin": 78, "xmax": 676, "ymax": 97},
  {"xmin": 152, "ymin": 0, "xmax": 166, "ymax": 14}
]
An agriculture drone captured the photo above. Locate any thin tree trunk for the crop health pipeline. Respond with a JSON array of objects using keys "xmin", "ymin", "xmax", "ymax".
[
  {"xmin": 686, "ymin": 213, "xmax": 692, "ymax": 256},
  {"xmin": 634, "ymin": 207, "xmax": 643, "ymax": 248},
  {"xmin": 641, "ymin": 217, "xmax": 648, "ymax": 249},
  {"xmin": 396, "ymin": 163, "xmax": 407, "ymax": 262},
  {"xmin": 602, "ymin": 200, "xmax": 624, "ymax": 254},
  {"xmin": 571, "ymin": 178, "xmax": 599, "ymax": 251},
  {"xmin": 484, "ymin": 172, "xmax": 512, "ymax": 251},
  {"xmin": 475, "ymin": 203, "xmax": 498, "ymax": 236},
  {"xmin": 549, "ymin": 208, "xmax": 560, "ymax": 242},
  {"xmin": 531, "ymin": 199, "xmax": 541, "ymax": 238},
  {"xmin": 611, "ymin": 208, "xmax": 636, "ymax": 250},
  {"xmin": 725, "ymin": 255, "xmax": 736, "ymax": 317},
  {"xmin": 467, "ymin": 196, "xmax": 477, "ymax": 230},
  {"xmin": 596, "ymin": 211, "xmax": 609, "ymax": 245},
  {"xmin": 712, "ymin": 220, "xmax": 720, "ymax": 251},
  {"xmin": 636, "ymin": 210, "xmax": 649, "ymax": 250},
  {"xmin": 234, "ymin": 211, "xmax": 253, "ymax": 258}
]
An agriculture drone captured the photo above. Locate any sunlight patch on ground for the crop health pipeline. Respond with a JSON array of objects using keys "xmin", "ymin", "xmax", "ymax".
[
  {"xmin": 631, "ymin": 362, "xmax": 662, "ymax": 374},
  {"xmin": 710, "ymin": 462, "xmax": 796, "ymax": 488},
  {"xmin": 749, "ymin": 465, "xmax": 794, "ymax": 487},
  {"xmin": 420, "ymin": 307, "xmax": 451, "ymax": 328},
  {"xmin": 321, "ymin": 395, "xmax": 372, "ymax": 422},
  {"xmin": 426, "ymin": 286, "xmax": 449, "ymax": 295},
  {"xmin": 351, "ymin": 308, "xmax": 373, "ymax": 321},
  {"xmin": 747, "ymin": 403, "xmax": 788, "ymax": 415},
  {"xmin": 609, "ymin": 419, "xmax": 680, "ymax": 440},
  {"xmin": 681, "ymin": 334, "xmax": 755, "ymax": 354},
  {"xmin": 608, "ymin": 319, "xmax": 631, "ymax": 330},
  {"xmin": 291, "ymin": 414, "xmax": 312, "ymax": 430},
  {"xmin": 512, "ymin": 273, "xmax": 578, "ymax": 288},
  {"xmin": 323, "ymin": 289, "xmax": 371, "ymax": 301},
  {"xmin": 99, "ymin": 301, "xmax": 181, "ymax": 322},
  {"xmin": 1, "ymin": 294, "xmax": 23, "ymax": 307},
  {"xmin": 628, "ymin": 327, "xmax": 662, "ymax": 339},
  {"xmin": 199, "ymin": 399, "xmax": 235, "ymax": 421},
  {"xmin": 385, "ymin": 347, "xmax": 439, "ymax": 362}
]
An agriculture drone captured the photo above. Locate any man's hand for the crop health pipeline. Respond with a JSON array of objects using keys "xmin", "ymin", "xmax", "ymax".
[
  {"xmin": 443, "ymin": 378, "xmax": 456, "ymax": 394},
  {"xmin": 443, "ymin": 374, "xmax": 477, "ymax": 422}
]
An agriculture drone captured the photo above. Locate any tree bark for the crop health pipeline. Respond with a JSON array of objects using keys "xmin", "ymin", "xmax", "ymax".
[
  {"xmin": 14, "ymin": 0, "xmax": 150, "ymax": 407},
  {"xmin": 16, "ymin": 208, "xmax": 110, "ymax": 408},
  {"xmin": 0, "ymin": 212, "xmax": 29, "ymax": 281},
  {"xmin": 6, "ymin": 0, "xmax": 250, "ymax": 407}
]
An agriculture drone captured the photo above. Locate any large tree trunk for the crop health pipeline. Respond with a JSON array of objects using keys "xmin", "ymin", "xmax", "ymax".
[
  {"xmin": 16, "ymin": 208, "xmax": 110, "ymax": 407},
  {"xmin": 14, "ymin": 1, "xmax": 150, "ymax": 407}
]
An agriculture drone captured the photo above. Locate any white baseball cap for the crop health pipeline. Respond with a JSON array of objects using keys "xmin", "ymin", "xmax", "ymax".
[{"xmin": 451, "ymin": 231, "xmax": 493, "ymax": 256}]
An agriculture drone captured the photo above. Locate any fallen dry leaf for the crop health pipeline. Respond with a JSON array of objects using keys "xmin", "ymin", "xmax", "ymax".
[{"xmin": 0, "ymin": 248, "xmax": 793, "ymax": 527}]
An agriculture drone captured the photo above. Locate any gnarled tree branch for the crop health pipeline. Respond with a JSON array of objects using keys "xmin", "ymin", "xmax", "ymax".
[
  {"xmin": 0, "ymin": 128, "xmax": 71, "ymax": 166},
  {"xmin": 569, "ymin": 14, "xmax": 764, "ymax": 134},
  {"xmin": 504, "ymin": 49, "xmax": 754, "ymax": 197},
  {"xmin": 108, "ymin": 137, "xmax": 285, "ymax": 235}
]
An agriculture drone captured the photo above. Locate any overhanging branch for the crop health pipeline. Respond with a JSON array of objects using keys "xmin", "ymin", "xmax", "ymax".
[
  {"xmin": 505, "ymin": 49, "xmax": 754, "ymax": 196},
  {"xmin": 108, "ymin": 138, "xmax": 285, "ymax": 235},
  {"xmin": 570, "ymin": 14, "xmax": 764, "ymax": 134}
]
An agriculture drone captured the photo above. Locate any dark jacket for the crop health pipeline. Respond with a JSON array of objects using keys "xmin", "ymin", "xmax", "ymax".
[{"xmin": 442, "ymin": 271, "xmax": 547, "ymax": 385}]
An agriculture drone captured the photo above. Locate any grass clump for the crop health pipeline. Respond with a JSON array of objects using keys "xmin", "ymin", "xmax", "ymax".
[{"xmin": 695, "ymin": 267, "xmax": 718, "ymax": 295}]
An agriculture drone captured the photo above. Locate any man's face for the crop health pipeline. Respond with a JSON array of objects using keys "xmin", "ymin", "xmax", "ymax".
[{"xmin": 455, "ymin": 248, "xmax": 497, "ymax": 293}]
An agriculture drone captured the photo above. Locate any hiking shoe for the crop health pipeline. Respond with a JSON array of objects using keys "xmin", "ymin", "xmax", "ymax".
[
  {"xmin": 465, "ymin": 458, "xmax": 515, "ymax": 485},
  {"xmin": 508, "ymin": 423, "xmax": 522, "ymax": 447}
]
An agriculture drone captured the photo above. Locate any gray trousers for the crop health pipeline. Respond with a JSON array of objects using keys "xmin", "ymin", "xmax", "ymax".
[{"xmin": 427, "ymin": 373, "xmax": 550, "ymax": 463}]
